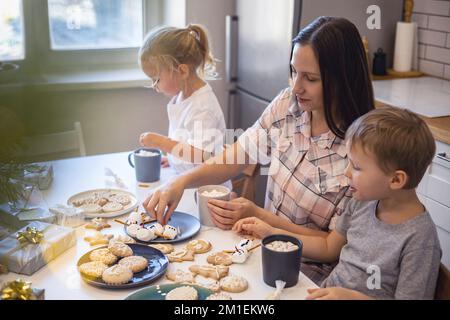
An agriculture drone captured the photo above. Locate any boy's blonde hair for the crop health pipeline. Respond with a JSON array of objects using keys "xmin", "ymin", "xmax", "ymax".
[
  {"xmin": 139, "ymin": 24, "xmax": 217, "ymax": 79},
  {"xmin": 346, "ymin": 107, "xmax": 436, "ymax": 189}
]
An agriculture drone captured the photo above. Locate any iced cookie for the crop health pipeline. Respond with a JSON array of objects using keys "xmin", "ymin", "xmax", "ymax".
[
  {"xmin": 118, "ymin": 256, "xmax": 148, "ymax": 273},
  {"xmin": 78, "ymin": 261, "xmax": 108, "ymax": 278},
  {"xmin": 89, "ymin": 248, "xmax": 118, "ymax": 265},
  {"xmin": 220, "ymin": 275, "xmax": 248, "ymax": 293},
  {"xmin": 80, "ymin": 203, "xmax": 102, "ymax": 213},
  {"xmin": 194, "ymin": 275, "xmax": 220, "ymax": 292},
  {"xmin": 206, "ymin": 292, "xmax": 233, "ymax": 300},
  {"xmin": 102, "ymin": 202, "xmax": 123, "ymax": 213},
  {"xmin": 148, "ymin": 223, "xmax": 164, "ymax": 237},
  {"xmin": 166, "ymin": 268, "xmax": 195, "ymax": 284},
  {"xmin": 85, "ymin": 217, "xmax": 111, "ymax": 231},
  {"xmin": 102, "ymin": 265, "xmax": 133, "ymax": 285},
  {"xmin": 167, "ymin": 249, "xmax": 195, "ymax": 263},
  {"xmin": 136, "ymin": 228, "xmax": 157, "ymax": 241},
  {"xmin": 126, "ymin": 224, "xmax": 141, "ymax": 237},
  {"xmin": 149, "ymin": 243, "xmax": 174, "ymax": 254},
  {"xmin": 84, "ymin": 232, "xmax": 113, "ymax": 246},
  {"xmin": 109, "ymin": 194, "xmax": 131, "ymax": 206},
  {"xmin": 162, "ymin": 225, "xmax": 179, "ymax": 240},
  {"xmin": 108, "ymin": 242, "xmax": 133, "ymax": 257},
  {"xmin": 186, "ymin": 239, "xmax": 212, "ymax": 254},
  {"xmin": 189, "ymin": 265, "xmax": 229, "ymax": 280},
  {"xmin": 207, "ymin": 252, "xmax": 233, "ymax": 266},
  {"xmin": 165, "ymin": 286, "xmax": 198, "ymax": 300}
]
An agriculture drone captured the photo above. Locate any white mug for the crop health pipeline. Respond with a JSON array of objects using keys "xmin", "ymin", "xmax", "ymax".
[{"xmin": 195, "ymin": 185, "xmax": 231, "ymax": 227}]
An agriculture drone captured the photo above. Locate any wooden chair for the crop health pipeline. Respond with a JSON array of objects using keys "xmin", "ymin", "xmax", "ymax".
[
  {"xmin": 435, "ymin": 264, "xmax": 450, "ymax": 300},
  {"xmin": 232, "ymin": 164, "xmax": 260, "ymax": 202},
  {"xmin": 20, "ymin": 121, "xmax": 86, "ymax": 162}
]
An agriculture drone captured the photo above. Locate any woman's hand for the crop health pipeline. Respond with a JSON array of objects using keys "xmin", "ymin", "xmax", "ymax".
[
  {"xmin": 139, "ymin": 132, "xmax": 166, "ymax": 149},
  {"xmin": 142, "ymin": 178, "xmax": 185, "ymax": 225},
  {"xmin": 207, "ymin": 197, "xmax": 259, "ymax": 230},
  {"xmin": 306, "ymin": 287, "xmax": 372, "ymax": 300},
  {"xmin": 232, "ymin": 216, "xmax": 276, "ymax": 239}
]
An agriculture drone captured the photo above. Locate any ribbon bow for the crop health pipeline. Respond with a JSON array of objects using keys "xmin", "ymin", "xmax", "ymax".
[
  {"xmin": 1, "ymin": 279, "xmax": 36, "ymax": 300},
  {"xmin": 16, "ymin": 227, "xmax": 44, "ymax": 245}
]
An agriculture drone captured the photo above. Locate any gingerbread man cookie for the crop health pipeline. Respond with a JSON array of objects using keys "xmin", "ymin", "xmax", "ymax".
[
  {"xmin": 207, "ymin": 252, "xmax": 233, "ymax": 266},
  {"xmin": 189, "ymin": 264, "xmax": 229, "ymax": 280},
  {"xmin": 85, "ymin": 217, "xmax": 111, "ymax": 231},
  {"xmin": 166, "ymin": 268, "xmax": 195, "ymax": 284},
  {"xmin": 186, "ymin": 239, "xmax": 212, "ymax": 254},
  {"xmin": 84, "ymin": 232, "xmax": 113, "ymax": 246},
  {"xmin": 167, "ymin": 249, "xmax": 195, "ymax": 263}
]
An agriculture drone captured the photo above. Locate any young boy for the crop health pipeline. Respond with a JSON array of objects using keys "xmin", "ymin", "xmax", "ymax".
[{"xmin": 233, "ymin": 108, "xmax": 442, "ymax": 299}]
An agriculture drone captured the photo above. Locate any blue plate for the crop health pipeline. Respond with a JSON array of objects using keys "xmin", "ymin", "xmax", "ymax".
[
  {"xmin": 125, "ymin": 211, "xmax": 201, "ymax": 244},
  {"xmin": 77, "ymin": 244, "xmax": 169, "ymax": 289},
  {"xmin": 125, "ymin": 283, "xmax": 214, "ymax": 300}
]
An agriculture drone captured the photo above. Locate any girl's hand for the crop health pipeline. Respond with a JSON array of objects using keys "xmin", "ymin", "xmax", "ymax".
[
  {"xmin": 306, "ymin": 287, "xmax": 371, "ymax": 300},
  {"xmin": 139, "ymin": 132, "xmax": 166, "ymax": 149},
  {"xmin": 161, "ymin": 156, "xmax": 170, "ymax": 168},
  {"xmin": 232, "ymin": 216, "xmax": 276, "ymax": 239},
  {"xmin": 207, "ymin": 197, "xmax": 259, "ymax": 230}
]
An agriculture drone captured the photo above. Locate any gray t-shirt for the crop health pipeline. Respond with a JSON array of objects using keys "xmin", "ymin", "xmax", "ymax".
[{"xmin": 321, "ymin": 199, "xmax": 442, "ymax": 299}]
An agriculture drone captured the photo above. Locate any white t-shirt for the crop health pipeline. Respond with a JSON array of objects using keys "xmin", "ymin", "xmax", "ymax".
[{"xmin": 167, "ymin": 83, "xmax": 231, "ymax": 189}]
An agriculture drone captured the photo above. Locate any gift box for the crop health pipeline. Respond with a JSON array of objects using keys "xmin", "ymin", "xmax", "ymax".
[
  {"xmin": 0, "ymin": 221, "xmax": 77, "ymax": 275},
  {"xmin": 0, "ymin": 205, "xmax": 55, "ymax": 229},
  {"xmin": 0, "ymin": 203, "xmax": 28, "ymax": 230},
  {"xmin": 23, "ymin": 164, "xmax": 54, "ymax": 190},
  {"xmin": 49, "ymin": 204, "xmax": 85, "ymax": 228},
  {"xmin": 1, "ymin": 279, "xmax": 45, "ymax": 300}
]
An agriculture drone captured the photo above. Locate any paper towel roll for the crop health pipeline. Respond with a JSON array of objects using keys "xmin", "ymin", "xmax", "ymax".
[{"xmin": 393, "ymin": 22, "xmax": 416, "ymax": 72}]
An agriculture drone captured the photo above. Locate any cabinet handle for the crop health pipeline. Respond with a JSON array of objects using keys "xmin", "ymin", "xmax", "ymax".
[{"xmin": 437, "ymin": 152, "xmax": 450, "ymax": 163}]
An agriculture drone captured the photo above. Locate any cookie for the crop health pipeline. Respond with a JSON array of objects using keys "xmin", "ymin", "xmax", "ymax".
[
  {"xmin": 109, "ymin": 235, "xmax": 136, "ymax": 245},
  {"xmin": 81, "ymin": 204, "xmax": 103, "ymax": 213},
  {"xmin": 109, "ymin": 194, "xmax": 131, "ymax": 206},
  {"xmin": 108, "ymin": 242, "xmax": 133, "ymax": 257},
  {"xmin": 127, "ymin": 211, "xmax": 142, "ymax": 225},
  {"xmin": 189, "ymin": 265, "xmax": 229, "ymax": 280},
  {"xmin": 102, "ymin": 265, "xmax": 133, "ymax": 285},
  {"xmin": 167, "ymin": 249, "xmax": 195, "ymax": 262},
  {"xmin": 148, "ymin": 223, "xmax": 165, "ymax": 237},
  {"xmin": 165, "ymin": 286, "xmax": 198, "ymax": 300},
  {"xmin": 136, "ymin": 228, "xmax": 157, "ymax": 241},
  {"xmin": 89, "ymin": 248, "xmax": 118, "ymax": 265},
  {"xmin": 149, "ymin": 243, "xmax": 174, "ymax": 254},
  {"xmin": 84, "ymin": 232, "xmax": 113, "ymax": 246},
  {"xmin": 194, "ymin": 275, "xmax": 220, "ymax": 292},
  {"xmin": 102, "ymin": 202, "xmax": 123, "ymax": 213},
  {"xmin": 166, "ymin": 269, "xmax": 195, "ymax": 283},
  {"xmin": 206, "ymin": 292, "xmax": 233, "ymax": 300},
  {"xmin": 186, "ymin": 239, "xmax": 212, "ymax": 254},
  {"xmin": 162, "ymin": 225, "xmax": 179, "ymax": 240},
  {"xmin": 126, "ymin": 224, "xmax": 141, "ymax": 237},
  {"xmin": 85, "ymin": 217, "xmax": 111, "ymax": 231},
  {"xmin": 207, "ymin": 252, "xmax": 233, "ymax": 266},
  {"xmin": 78, "ymin": 261, "xmax": 108, "ymax": 278},
  {"xmin": 118, "ymin": 256, "xmax": 148, "ymax": 273},
  {"xmin": 220, "ymin": 275, "xmax": 248, "ymax": 293}
]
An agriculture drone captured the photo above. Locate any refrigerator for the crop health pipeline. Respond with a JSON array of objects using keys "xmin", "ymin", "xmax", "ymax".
[{"xmin": 226, "ymin": 0, "xmax": 403, "ymax": 206}]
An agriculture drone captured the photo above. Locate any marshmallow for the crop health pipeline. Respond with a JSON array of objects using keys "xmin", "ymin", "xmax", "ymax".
[
  {"xmin": 126, "ymin": 224, "xmax": 141, "ymax": 237},
  {"xmin": 136, "ymin": 228, "xmax": 157, "ymax": 241}
]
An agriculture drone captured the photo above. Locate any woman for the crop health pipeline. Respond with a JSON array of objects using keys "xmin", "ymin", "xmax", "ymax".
[{"xmin": 143, "ymin": 16, "xmax": 374, "ymax": 284}]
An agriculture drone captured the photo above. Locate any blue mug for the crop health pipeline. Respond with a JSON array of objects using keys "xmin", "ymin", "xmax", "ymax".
[{"xmin": 128, "ymin": 148, "xmax": 162, "ymax": 183}]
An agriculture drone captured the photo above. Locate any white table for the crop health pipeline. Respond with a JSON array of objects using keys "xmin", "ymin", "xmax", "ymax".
[{"xmin": 0, "ymin": 152, "xmax": 317, "ymax": 300}]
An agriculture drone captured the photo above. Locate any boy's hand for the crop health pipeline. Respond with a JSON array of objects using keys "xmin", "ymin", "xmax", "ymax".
[
  {"xmin": 207, "ymin": 197, "xmax": 258, "ymax": 230},
  {"xmin": 139, "ymin": 132, "xmax": 166, "ymax": 149},
  {"xmin": 161, "ymin": 156, "xmax": 170, "ymax": 168},
  {"xmin": 232, "ymin": 216, "xmax": 276, "ymax": 239},
  {"xmin": 306, "ymin": 287, "xmax": 372, "ymax": 300}
]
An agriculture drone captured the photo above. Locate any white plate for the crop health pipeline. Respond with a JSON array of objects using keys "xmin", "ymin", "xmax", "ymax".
[{"xmin": 67, "ymin": 188, "xmax": 138, "ymax": 218}]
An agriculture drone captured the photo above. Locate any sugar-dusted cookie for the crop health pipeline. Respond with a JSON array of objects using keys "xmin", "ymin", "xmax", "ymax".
[
  {"xmin": 162, "ymin": 225, "xmax": 179, "ymax": 240},
  {"xmin": 207, "ymin": 252, "xmax": 233, "ymax": 266},
  {"xmin": 167, "ymin": 249, "xmax": 195, "ymax": 263},
  {"xmin": 102, "ymin": 265, "xmax": 133, "ymax": 285},
  {"xmin": 220, "ymin": 275, "xmax": 248, "ymax": 293},
  {"xmin": 206, "ymin": 292, "xmax": 233, "ymax": 300},
  {"xmin": 108, "ymin": 241, "xmax": 133, "ymax": 257},
  {"xmin": 189, "ymin": 265, "xmax": 229, "ymax": 280},
  {"xmin": 84, "ymin": 232, "xmax": 114, "ymax": 246},
  {"xmin": 149, "ymin": 243, "xmax": 174, "ymax": 254},
  {"xmin": 89, "ymin": 248, "xmax": 118, "ymax": 265},
  {"xmin": 118, "ymin": 255, "xmax": 148, "ymax": 273},
  {"xmin": 186, "ymin": 239, "xmax": 212, "ymax": 254},
  {"xmin": 85, "ymin": 217, "xmax": 111, "ymax": 231},
  {"xmin": 109, "ymin": 234, "xmax": 136, "ymax": 245},
  {"xmin": 102, "ymin": 202, "xmax": 123, "ymax": 213},
  {"xmin": 136, "ymin": 228, "xmax": 157, "ymax": 241},
  {"xmin": 80, "ymin": 203, "xmax": 102, "ymax": 213},
  {"xmin": 78, "ymin": 261, "xmax": 108, "ymax": 278},
  {"xmin": 166, "ymin": 268, "xmax": 195, "ymax": 284},
  {"xmin": 194, "ymin": 275, "xmax": 220, "ymax": 292},
  {"xmin": 165, "ymin": 286, "xmax": 198, "ymax": 300}
]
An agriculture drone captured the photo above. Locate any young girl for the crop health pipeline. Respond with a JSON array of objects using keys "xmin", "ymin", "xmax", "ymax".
[{"xmin": 138, "ymin": 24, "xmax": 228, "ymax": 176}]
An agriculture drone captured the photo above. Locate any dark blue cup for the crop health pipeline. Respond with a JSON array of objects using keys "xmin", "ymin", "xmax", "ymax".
[
  {"xmin": 261, "ymin": 234, "xmax": 303, "ymax": 288},
  {"xmin": 128, "ymin": 148, "xmax": 162, "ymax": 183}
]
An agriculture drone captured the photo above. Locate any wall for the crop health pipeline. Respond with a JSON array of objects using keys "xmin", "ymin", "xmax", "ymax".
[{"xmin": 413, "ymin": 0, "xmax": 450, "ymax": 79}]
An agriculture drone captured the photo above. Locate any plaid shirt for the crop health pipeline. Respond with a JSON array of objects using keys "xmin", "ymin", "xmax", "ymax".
[{"xmin": 238, "ymin": 88, "xmax": 352, "ymax": 284}]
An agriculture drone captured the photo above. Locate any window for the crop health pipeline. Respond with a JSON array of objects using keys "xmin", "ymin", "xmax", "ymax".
[
  {"xmin": 0, "ymin": 0, "xmax": 25, "ymax": 61},
  {"xmin": 47, "ymin": 0, "xmax": 144, "ymax": 50}
]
